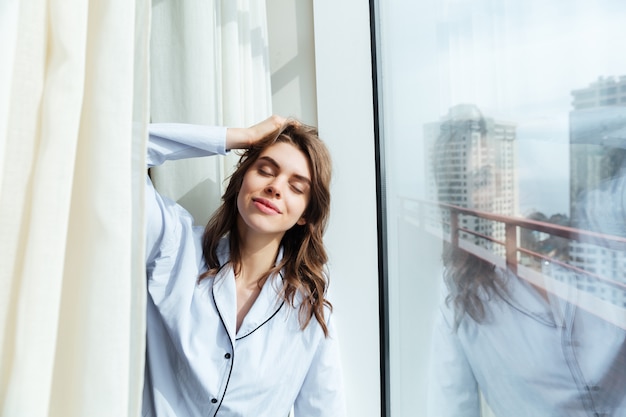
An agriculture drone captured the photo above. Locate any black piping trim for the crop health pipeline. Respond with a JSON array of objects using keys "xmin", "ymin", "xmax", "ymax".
[
  {"xmin": 368, "ymin": 0, "xmax": 390, "ymax": 416},
  {"xmin": 209, "ymin": 265, "xmax": 286, "ymax": 414},
  {"xmin": 211, "ymin": 284, "xmax": 235, "ymax": 417},
  {"xmin": 236, "ymin": 271, "xmax": 287, "ymax": 340},
  {"xmin": 235, "ymin": 301, "xmax": 285, "ymax": 341}
]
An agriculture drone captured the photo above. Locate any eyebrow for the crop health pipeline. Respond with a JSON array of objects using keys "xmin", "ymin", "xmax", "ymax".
[{"xmin": 258, "ymin": 155, "xmax": 311, "ymax": 185}]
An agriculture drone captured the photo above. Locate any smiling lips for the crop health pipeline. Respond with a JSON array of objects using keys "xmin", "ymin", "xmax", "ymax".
[{"xmin": 252, "ymin": 197, "xmax": 282, "ymax": 215}]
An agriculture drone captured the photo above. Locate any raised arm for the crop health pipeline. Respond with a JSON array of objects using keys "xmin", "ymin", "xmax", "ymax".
[
  {"xmin": 145, "ymin": 116, "xmax": 288, "ymax": 263},
  {"xmin": 147, "ymin": 115, "xmax": 287, "ymax": 167},
  {"xmin": 147, "ymin": 124, "xmax": 227, "ymax": 167},
  {"xmin": 225, "ymin": 114, "xmax": 286, "ymax": 150}
]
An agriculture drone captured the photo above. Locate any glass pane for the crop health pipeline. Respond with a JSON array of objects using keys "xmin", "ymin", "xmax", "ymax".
[{"xmin": 377, "ymin": 0, "xmax": 626, "ymax": 416}]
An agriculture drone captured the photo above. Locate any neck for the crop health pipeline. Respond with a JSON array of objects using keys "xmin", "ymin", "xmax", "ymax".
[{"xmin": 236, "ymin": 230, "xmax": 283, "ymax": 287}]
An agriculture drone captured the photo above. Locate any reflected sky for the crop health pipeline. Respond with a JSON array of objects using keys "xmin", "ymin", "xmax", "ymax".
[{"xmin": 380, "ymin": 0, "xmax": 626, "ymax": 217}]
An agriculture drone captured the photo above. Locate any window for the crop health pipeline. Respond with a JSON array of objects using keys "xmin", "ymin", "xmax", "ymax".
[{"xmin": 373, "ymin": 0, "xmax": 626, "ymax": 415}]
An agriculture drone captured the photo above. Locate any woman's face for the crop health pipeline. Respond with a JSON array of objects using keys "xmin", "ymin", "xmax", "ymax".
[{"xmin": 236, "ymin": 141, "xmax": 311, "ymax": 240}]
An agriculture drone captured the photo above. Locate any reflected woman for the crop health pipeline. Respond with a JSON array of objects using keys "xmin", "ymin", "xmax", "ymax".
[
  {"xmin": 427, "ymin": 104, "xmax": 626, "ymax": 417},
  {"xmin": 143, "ymin": 116, "xmax": 346, "ymax": 417}
]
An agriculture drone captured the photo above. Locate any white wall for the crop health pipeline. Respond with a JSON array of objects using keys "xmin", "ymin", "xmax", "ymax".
[
  {"xmin": 266, "ymin": 0, "xmax": 318, "ymax": 125},
  {"xmin": 267, "ymin": 1, "xmax": 382, "ymax": 416}
]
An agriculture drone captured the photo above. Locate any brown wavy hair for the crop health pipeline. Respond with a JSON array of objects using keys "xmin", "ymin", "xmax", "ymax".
[{"xmin": 200, "ymin": 122, "xmax": 333, "ymax": 336}]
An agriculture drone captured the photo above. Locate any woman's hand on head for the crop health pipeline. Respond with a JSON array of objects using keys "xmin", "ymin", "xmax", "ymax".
[{"xmin": 226, "ymin": 115, "xmax": 288, "ymax": 150}]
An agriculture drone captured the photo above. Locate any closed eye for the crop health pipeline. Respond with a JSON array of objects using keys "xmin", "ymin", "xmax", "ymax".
[
  {"xmin": 257, "ymin": 166, "xmax": 275, "ymax": 177},
  {"xmin": 290, "ymin": 179, "xmax": 310, "ymax": 195}
]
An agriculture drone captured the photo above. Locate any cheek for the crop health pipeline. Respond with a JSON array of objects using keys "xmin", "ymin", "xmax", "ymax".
[
  {"xmin": 241, "ymin": 172, "xmax": 264, "ymax": 193},
  {"xmin": 238, "ymin": 174, "xmax": 255, "ymax": 197},
  {"xmin": 297, "ymin": 197, "xmax": 310, "ymax": 217},
  {"xmin": 235, "ymin": 180, "xmax": 247, "ymax": 213},
  {"xmin": 236, "ymin": 186, "xmax": 246, "ymax": 214}
]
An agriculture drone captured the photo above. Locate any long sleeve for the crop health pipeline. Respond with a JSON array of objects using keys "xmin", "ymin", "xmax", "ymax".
[
  {"xmin": 147, "ymin": 123, "xmax": 228, "ymax": 167},
  {"xmin": 294, "ymin": 314, "xmax": 347, "ymax": 417},
  {"xmin": 145, "ymin": 123, "xmax": 227, "ymax": 265},
  {"xmin": 427, "ymin": 292, "xmax": 481, "ymax": 417}
]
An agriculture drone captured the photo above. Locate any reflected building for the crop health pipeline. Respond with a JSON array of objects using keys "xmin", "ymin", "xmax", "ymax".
[
  {"xmin": 567, "ymin": 76, "xmax": 626, "ymax": 307},
  {"xmin": 571, "ymin": 75, "xmax": 626, "ymax": 109},
  {"xmin": 425, "ymin": 104, "xmax": 517, "ymax": 258}
]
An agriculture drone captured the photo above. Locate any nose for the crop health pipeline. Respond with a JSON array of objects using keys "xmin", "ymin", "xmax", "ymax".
[{"xmin": 264, "ymin": 181, "xmax": 282, "ymax": 198}]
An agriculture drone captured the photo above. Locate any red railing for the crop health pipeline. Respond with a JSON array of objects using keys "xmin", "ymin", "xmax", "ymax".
[{"xmin": 400, "ymin": 198, "xmax": 626, "ymax": 291}]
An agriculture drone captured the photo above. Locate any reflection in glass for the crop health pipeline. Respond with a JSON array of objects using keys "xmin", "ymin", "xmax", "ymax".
[
  {"xmin": 376, "ymin": 1, "xmax": 626, "ymax": 415},
  {"xmin": 426, "ymin": 102, "xmax": 626, "ymax": 417}
]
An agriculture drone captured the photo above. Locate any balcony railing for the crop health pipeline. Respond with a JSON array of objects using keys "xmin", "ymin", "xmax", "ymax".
[{"xmin": 398, "ymin": 197, "xmax": 626, "ymax": 329}]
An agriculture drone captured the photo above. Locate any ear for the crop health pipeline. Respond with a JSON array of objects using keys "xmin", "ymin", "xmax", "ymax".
[{"xmin": 296, "ymin": 216, "xmax": 307, "ymax": 226}]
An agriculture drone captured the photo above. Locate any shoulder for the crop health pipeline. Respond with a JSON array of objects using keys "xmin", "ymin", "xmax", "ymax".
[
  {"xmin": 146, "ymin": 200, "xmax": 204, "ymax": 287},
  {"xmin": 158, "ymin": 200, "xmax": 198, "ymax": 255}
]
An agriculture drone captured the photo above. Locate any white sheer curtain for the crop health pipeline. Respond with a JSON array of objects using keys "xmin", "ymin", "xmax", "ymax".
[
  {"xmin": 0, "ymin": 1, "xmax": 271, "ymax": 415},
  {"xmin": 149, "ymin": 0, "xmax": 272, "ymax": 225},
  {"xmin": 0, "ymin": 0, "xmax": 150, "ymax": 416}
]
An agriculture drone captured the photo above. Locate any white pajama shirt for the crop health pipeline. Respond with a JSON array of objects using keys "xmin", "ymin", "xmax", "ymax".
[{"xmin": 142, "ymin": 124, "xmax": 346, "ymax": 417}]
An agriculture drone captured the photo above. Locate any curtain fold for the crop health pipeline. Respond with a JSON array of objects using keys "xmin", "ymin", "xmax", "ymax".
[
  {"xmin": 0, "ymin": 0, "xmax": 150, "ymax": 416},
  {"xmin": 0, "ymin": 1, "xmax": 271, "ymax": 415},
  {"xmin": 149, "ymin": 0, "xmax": 272, "ymax": 225}
]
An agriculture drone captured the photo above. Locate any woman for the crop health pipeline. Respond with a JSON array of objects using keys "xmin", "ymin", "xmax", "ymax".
[{"xmin": 143, "ymin": 116, "xmax": 345, "ymax": 417}]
